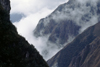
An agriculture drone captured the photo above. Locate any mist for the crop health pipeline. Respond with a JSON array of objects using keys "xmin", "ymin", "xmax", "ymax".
[
  {"xmin": 35, "ymin": 0, "xmax": 100, "ymax": 60},
  {"xmin": 13, "ymin": 20, "xmax": 62, "ymax": 60},
  {"xmin": 11, "ymin": 0, "xmax": 68, "ymax": 60},
  {"xmin": 35, "ymin": 0, "xmax": 99, "ymax": 49},
  {"xmin": 50, "ymin": 0, "xmax": 99, "ymax": 33},
  {"xmin": 11, "ymin": 0, "xmax": 100, "ymax": 61}
]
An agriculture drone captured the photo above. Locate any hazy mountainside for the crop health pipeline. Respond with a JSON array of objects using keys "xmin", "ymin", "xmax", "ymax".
[
  {"xmin": 0, "ymin": 0, "xmax": 48, "ymax": 67},
  {"xmin": 34, "ymin": 0, "xmax": 100, "ymax": 46},
  {"xmin": 47, "ymin": 22, "xmax": 100, "ymax": 67}
]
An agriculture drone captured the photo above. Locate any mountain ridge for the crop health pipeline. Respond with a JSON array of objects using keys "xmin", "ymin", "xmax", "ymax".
[
  {"xmin": 0, "ymin": 0, "xmax": 49, "ymax": 67},
  {"xmin": 47, "ymin": 22, "xmax": 100, "ymax": 67},
  {"xmin": 34, "ymin": 0, "xmax": 100, "ymax": 46}
]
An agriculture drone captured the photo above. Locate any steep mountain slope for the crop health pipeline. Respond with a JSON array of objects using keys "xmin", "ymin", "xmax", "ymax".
[
  {"xmin": 0, "ymin": 0, "xmax": 10, "ymax": 13},
  {"xmin": 0, "ymin": 0, "xmax": 48, "ymax": 67},
  {"xmin": 68, "ymin": 22, "xmax": 100, "ymax": 67},
  {"xmin": 34, "ymin": 0, "xmax": 100, "ymax": 46},
  {"xmin": 47, "ymin": 22, "xmax": 100, "ymax": 67}
]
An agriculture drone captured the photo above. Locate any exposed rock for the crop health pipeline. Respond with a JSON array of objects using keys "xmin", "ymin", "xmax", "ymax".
[
  {"xmin": 48, "ymin": 20, "xmax": 80, "ymax": 44},
  {"xmin": 68, "ymin": 22, "xmax": 100, "ymax": 67},
  {"xmin": 34, "ymin": 0, "xmax": 100, "ymax": 46},
  {"xmin": 0, "ymin": 0, "xmax": 10, "ymax": 13},
  {"xmin": 47, "ymin": 22, "xmax": 100, "ymax": 67}
]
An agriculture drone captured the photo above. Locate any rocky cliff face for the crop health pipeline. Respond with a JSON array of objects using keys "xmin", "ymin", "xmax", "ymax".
[
  {"xmin": 47, "ymin": 22, "xmax": 100, "ymax": 67},
  {"xmin": 34, "ymin": 0, "xmax": 100, "ymax": 46},
  {"xmin": 0, "ymin": 0, "xmax": 49, "ymax": 67},
  {"xmin": 0, "ymin": 0, "xmax": 10, "ymax": 13},
  {"xmin": 68, "ymin": 22, "xmax": 100, "ymax": 67}
]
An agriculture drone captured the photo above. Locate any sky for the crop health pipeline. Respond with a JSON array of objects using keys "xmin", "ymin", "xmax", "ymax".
[
  {"xmin": 10, "ymin": 0, "xmax": 68, "ymax": 35},
  {"xmin": 10, "ymin": 0, "xmax": 68, "ymax": 60},
  {"xmin": 10, "ymin": 0, "xmax": 99, "ymax": 60}
]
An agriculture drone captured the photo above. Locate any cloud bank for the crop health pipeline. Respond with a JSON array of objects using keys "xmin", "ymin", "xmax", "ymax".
[
  {"xmin": 50, "ymin": 0, "xmax": 99, "ymax": 33},
  {"xmin": 11, "ymin": 0, "xmax": 99, "ymax": 61},
  {"xmin": 10, "ymin": 0, "xmax": 68, "ymax": 60}
]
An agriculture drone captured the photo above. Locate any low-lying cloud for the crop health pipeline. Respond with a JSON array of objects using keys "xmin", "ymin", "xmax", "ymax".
[
  {"xmin": 13, "ymin": 20, "xmax": 62, "ymax": 60},
  {"xmin": 50, "ymin": 0, "xmax": 99, "ymax": 33},
  {"xmin": 11, "ymin": 0, "xmax": 68, "ymax": 60},
  {"xmin": 11, "ymin": 0, "xmax": 100, "ymax": 61}
]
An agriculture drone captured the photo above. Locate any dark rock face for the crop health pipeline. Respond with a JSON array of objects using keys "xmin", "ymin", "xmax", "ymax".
[
  {"xmin": 48, "ymin": 20, "xmax": 80, "ymax": 44},
  {"xmin": 47, "ymin": 22, "xmax": 100, "ymax": 67},
  {"xmin": 0, "ymin": 0, "xmax": 49, "ymax": 67},
  {"xmin": 34, "ymin": 0, "xmax": 100, "ymax": 46},
  {"xmin": 68, "ymin": 23, "xmax": 100, "ymax": 67},
  {"xmin": 0, "ymin": 0, "xmax": 10, "ymax": 13},
  {"xmin": 68, "ymin": 45, "xmax": 90, "ymax": 67},
  {"xmin": 34, "ymin": 18, "xmax": 57, "ymax": 37}
]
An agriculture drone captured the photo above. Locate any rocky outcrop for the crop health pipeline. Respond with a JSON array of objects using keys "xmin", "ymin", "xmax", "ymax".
[
  {"xmin": 0, "ymin": 0, "xmax": 10, "ymax": 13},
  {"xmin": 48, "ymin": 20, "xmax": 80, "ymax": 44},
  {"xmin": 0, "ymin": 0, "xmax": 49, "ymax": 67},
  {"xmin": 34, "ymin": 0, "xmax": 100, "ymax": 46},
  {"xmin": 68, "ymin": 23, "xmax": 100, "ymax": 67},
  {"xmin": 47, "ymin": 22, "xmax": 100, "ymax": 67}
]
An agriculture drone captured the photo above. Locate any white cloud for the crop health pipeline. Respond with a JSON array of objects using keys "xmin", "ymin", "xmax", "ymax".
[
  {"xmin": 11, "ymin": 0, "xmax": 99, "ymax": 61},
  {"xmin": 28, "ymin": 0, "xmax": 99, "ymax": 61},
  {"xmin": 50, "ymin": 0, "xmax": 99, "ymax": 33},
  {"xmin": 10, "ymin": 0, "xmax": 68, "ymax": 15},
  {"xmin": 13, "ymin": 7, "xmax": 53, "ymax": 35},
  {"xmin": 11, "ymin": 0, "xmax": 68, "ymax": 60}
]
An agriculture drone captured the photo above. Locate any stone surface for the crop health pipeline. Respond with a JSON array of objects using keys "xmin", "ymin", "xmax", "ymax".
[
  {"xmin": 47, "ymin": 22, "xmax": 100, "ymax": 67},
  {"xmin": 0, "ymin": 0, "xmax": 10, "ymax": 13},
  {"xmin": 34, "ymin": 0, "xmax": 100, "ymax": 46}
]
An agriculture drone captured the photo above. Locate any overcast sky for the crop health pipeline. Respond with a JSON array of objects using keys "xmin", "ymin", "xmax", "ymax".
[
  {"xmin": 10, "ymin": 0, "xmax": 68, "ymax": 60},
  {"xmin": 10, "ymin": 0, "xmax": 68, "ymax": 35},
  {"xmin": 10, "ymin": 0, "xmax": 68, "ymax": 14}
]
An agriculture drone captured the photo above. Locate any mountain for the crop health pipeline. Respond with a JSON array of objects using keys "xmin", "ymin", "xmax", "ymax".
[
  {"xmin": 47, "ymin": 22, "xmax": 100, "ymax": 67},
  {"xmin": 34, "ymin": 0, "xmax": 100, "ymax": 46},
  {"xmin": 0, "ymin": 0, "xmax": 48, "ymax": 67},
  {"xmin": 0, "ymin": 0, "xmax": 10, "ymax": 14}
]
